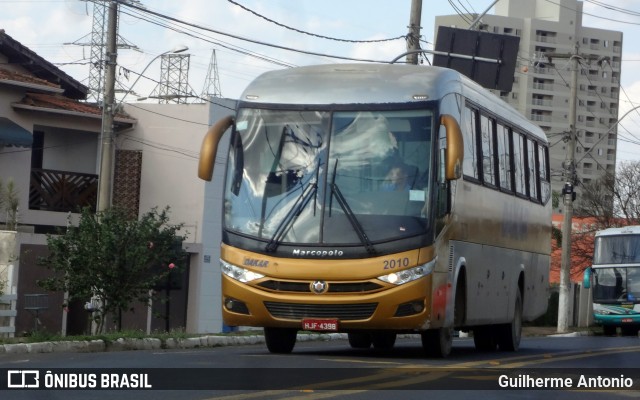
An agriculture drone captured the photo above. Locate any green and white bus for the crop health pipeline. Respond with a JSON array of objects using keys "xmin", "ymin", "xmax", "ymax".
[{"xmin": 584, "ymin": 226, "xmax": 640, "ymax": 335}]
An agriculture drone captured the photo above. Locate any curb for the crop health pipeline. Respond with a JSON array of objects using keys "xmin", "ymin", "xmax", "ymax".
[
  {"xmin": 0, "ymin": 333, "xmax": 349, "ymax": 354},
  {"xmin": 0, "ymin": 331, "xmax": 592, "ymax": 354},
  {"xmin": 548, "ymin": 331, "xmax": 593, "ymax": 338}
]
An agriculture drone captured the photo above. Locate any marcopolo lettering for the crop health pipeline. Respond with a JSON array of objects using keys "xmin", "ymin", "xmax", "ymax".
[{"xmin": 292, "ymin": 249, "xmax": 344, "ymax": 257}]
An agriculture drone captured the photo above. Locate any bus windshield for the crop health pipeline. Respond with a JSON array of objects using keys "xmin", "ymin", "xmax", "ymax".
[
  {"xmin": 592, "ymin": 267, "xmax": 640, "ymax": 303},
  {"xmin": 594, "ymin": 235, "xmax": 640, "ymax": 264},
  {"xmin": 223, "ymin": 107, "xmax": 433, "ymax": 248}
]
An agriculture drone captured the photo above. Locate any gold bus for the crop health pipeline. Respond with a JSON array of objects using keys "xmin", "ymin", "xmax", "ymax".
[{"xmin": 198, "ymin": 64, "xmax": 552, "ymax": 357}]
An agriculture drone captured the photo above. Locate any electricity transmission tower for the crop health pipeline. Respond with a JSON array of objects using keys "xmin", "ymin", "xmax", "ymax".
[
  {"xmin": 149, "ymin": 53, "xmax": 194, "ymax": 104},
  {"xmin": 67, "ymin": 0, "xmax": 140, "ymax": 104},
  {"xmin": 201, "ymin": 49, "xmax": 222, "ymax": 99}
]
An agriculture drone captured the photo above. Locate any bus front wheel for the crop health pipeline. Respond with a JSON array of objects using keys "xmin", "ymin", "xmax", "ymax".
[
  {"xmin": 348, "ymin": 332, "xmax": 372, "ymax": 349},
  {"xmin": 621, "ymin": 325, "xmax": 638, "ymax": 336},
  {"xmin": 264, "ymin": 327, "xmax": 297, "ymax": 354},
  {"xmin": 421, "ymin": 327, "xmax": 453, "ymax": 358},
  {"xmin": 372, "ymin": 332, "xmax": 397, "ymax": 349}
]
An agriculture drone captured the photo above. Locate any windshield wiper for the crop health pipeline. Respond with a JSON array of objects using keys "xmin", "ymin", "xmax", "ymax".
[
  {"xmin": 265, "ymin": 181, "xmax": 317, "ymax": 253},
  {"xmin": 329, "ymin": 159, "xmax": 376, "ymax": 255}
]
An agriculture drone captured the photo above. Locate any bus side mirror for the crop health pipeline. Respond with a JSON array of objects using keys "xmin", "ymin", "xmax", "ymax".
[
  {"xmin": 440, "ymin": 114, "xmax": 463, "ymax": 180},
  {"xmin": 583, "ymin": 267, "xmax": 592, "ymax": 289},
  {"xmin": 198, "ymin": 115, "xmax": 234, "ymax": 181}
]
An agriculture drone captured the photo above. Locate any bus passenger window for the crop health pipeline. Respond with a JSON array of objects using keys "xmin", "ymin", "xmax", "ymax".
[
  {"xmin": 462, "ymin": 106, "xmax": 479, "ymax": 179},
  {"xmin": 527, "ymin": 139, "xmax": 538, "ymax": 200},
  {"xmin": 496, "ymin": 124, "xmax": 512, "ymax": 191},
  {"xmin": 513, "ymin": 132, "xmax": 526, "ymax": 195},
  {"xmin": 480, "ymin": 114, "xmax": 495, "ymax": 185},
  {"xmin": 538, "ymin": 145, "xmax": 551, "ymax": 203}
]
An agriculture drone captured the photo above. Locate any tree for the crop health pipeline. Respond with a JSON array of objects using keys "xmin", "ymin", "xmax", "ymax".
[
  {"xmin": 0, "ymin": 178, "xmax": 19, "ymax": 230},
  {"xmin": 551, "ymin": 160, "xmax": 640, "ymax": 282},
  {"xmin": 577, "ymin": 160, "xmax": 640, "ymax": 225},
  {"xmin": 38, "ymin": 206, "xmax": 186, "ymax": 333}
]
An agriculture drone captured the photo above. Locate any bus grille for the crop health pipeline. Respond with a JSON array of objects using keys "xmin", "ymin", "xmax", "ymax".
[
  {"xmin": 264, "ymin": 302, "xmax": 377, "ymax": 320},
  {"xmin": 257, "ymin": 280, "xmax": 383, "ymax": 293}
]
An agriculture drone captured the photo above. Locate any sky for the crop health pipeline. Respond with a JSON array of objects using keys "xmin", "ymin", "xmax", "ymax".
[{"xmin": 1, "ymin": 0, "xmax": 640, "ymax": 161}]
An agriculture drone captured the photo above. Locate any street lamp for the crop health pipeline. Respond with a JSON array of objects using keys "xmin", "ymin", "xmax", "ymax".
[
  {"xmin": 96, "ymin": 43, "xmax": 188, "ymax": 212},
  {"xmin": 116, "ymin": 45, "xmax": 189, "ymax": 109}
]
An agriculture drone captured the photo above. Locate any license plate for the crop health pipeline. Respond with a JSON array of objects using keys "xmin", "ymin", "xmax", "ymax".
[
  {"xmin": 622, "ymin": 318, "xmax": 633, "ymax": 323},
  {"xmin": 302, "ymin": 319, "xmax": 338, "ymax": 331}
]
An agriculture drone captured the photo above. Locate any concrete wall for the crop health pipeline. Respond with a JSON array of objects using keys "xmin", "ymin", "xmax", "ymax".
[
  {"xmin": 0, "ymin": 231, "xmax": 17, "ymax": 336},
  {"xmin": 119, "ymin": 100, "xmax": 233, "ymax": 333},
  {"xmin": 197, "ymin": 98, "xmax": 236, "ymax": 333}
]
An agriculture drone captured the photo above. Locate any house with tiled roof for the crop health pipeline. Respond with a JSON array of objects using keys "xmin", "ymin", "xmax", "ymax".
[
  {"xmin": 0, "ymin": 29, "xmax": 135, "ymax": 221},
  {"xmin": 0, "ymin": 29, "xmax": 136, "ymax": 336},
  {"xmin": 0, "ymin": 29, "xmax": 229, "ymax": 337}
]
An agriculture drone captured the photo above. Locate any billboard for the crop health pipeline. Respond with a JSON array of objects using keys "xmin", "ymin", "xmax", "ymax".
[{"xmin": 433, "ymin": 26, "xmax": 520, "ymax": 92}]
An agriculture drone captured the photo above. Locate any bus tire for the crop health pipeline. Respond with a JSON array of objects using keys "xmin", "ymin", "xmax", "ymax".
[
  {"xmin": 264, "ymin": 327, "xmax": 297, "ymax": 354},
  {"xmin": 421, "ymin": 328, "xmax": 452, "ymax": 358},
  {"xmin": 348, "ymin": 332, "xmax": 372, "ymax": 349},
  {"xmin": 372, "ymin": 332, "xmax": 396, "ymax": 349},
  {"xmin": 473, "ymin": 326, "xmax": 497, "ymax": 351},
  {"xmin": 621, "ymin": 325, "xmax": 638, "ymax": 336},
  {"xmin": 602, "ymin": 325, "xmax": 616, "ymax": 336},
  {"xmin": 498, "ymin": 289, "xmax": 522, "ymax": 352}
]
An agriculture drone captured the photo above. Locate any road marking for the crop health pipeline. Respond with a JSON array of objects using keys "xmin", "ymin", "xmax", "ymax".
[
  {"xmin": 316, "ymin": 358, "xmax": 403, "ymax": 365},
  {"xmin": 200, "ymin": 344, "xmax": 640, "ymax": 399}
]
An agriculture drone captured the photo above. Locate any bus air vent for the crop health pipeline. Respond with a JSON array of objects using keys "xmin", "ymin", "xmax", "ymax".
[
  {"xmin": 264, "ymin": 302, "xmax": 377, "ymax": 320},
  {"xmin": 257, "ymin": 280, "xmax": 383, "ymax": 293},
  {"xmin": 449, "ymin": 245, "xmax": 455, "ymax": 272}
]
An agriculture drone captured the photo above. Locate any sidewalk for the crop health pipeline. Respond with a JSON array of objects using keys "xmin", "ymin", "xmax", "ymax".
[
  {"xmin": 0, "ymin": 332, "xmax": 334, "ymax": 354},
  {"xmin": 0, "ymin": 326, "xmax": 590, "ymax": 355}
]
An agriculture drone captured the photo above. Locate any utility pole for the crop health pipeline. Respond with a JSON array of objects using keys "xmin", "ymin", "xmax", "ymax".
[
  {"xmin": 406, "ymin": 0, "xmax": 422, "ymax": 65},
  {"xmin": 97, "ymin": 1, "xmax": 118, "ymax": 212},
  {"xmin": 546, "ymin": 43, "xmax": 580, "ymax": 333}
]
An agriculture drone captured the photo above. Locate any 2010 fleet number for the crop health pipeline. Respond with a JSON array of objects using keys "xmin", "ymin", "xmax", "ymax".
[{"xmin": 383, "ymin": 257, "xmax": 410, "ymax": 269}]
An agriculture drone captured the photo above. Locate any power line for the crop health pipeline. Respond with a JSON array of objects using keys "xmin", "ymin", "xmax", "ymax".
[
  {"xmin": 455, "ymin": 0, "xmax": 475, "ymax": 17},
  {"xmin": 113, "ymin": 0, "xmax": 393, "ymax": 64},
  {"xmin": 583, "ymin": 0, "xmax": 640, "ymax": 17},
  {"xmin": 227, "ymin": 0, "xmax": 406, "ymax": 44},
  {"xmin": 544, "ymin": 0, "xmax": 640, "ymax": 25},
  {"xmin": 447, "ymin": 0, "xmax": 473, "ymax": 24},
  {"xmin": 115, "ymin": 5, "xmax": 297, "ymax": 69}
]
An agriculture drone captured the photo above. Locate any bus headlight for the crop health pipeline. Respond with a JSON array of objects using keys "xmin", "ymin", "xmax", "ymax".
[
  {"xmin": 221, "ymin": 260, "xmax": 265, "ymax": 283},
  {"xmin": 378, "ymin": 258, "xmax": 436, "ymax": 285}
]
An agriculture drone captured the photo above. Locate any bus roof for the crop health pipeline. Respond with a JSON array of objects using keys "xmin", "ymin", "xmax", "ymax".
[
  {"xmin": 596, "ymin": 226, "xmax": 640, "ymax": 237},
  {"xmin": 239, "ymin": 63, "xmax": 545, "ymax": 142}
]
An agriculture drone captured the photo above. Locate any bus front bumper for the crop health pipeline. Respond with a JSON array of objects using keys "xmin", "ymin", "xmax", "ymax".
[
  {"xmin": 221, "ymin": 274, "xmax": 437, "ymax": 331},
  {"xmin": 594, "ymin": 313, "xmax": 640, "ymax": 326}
]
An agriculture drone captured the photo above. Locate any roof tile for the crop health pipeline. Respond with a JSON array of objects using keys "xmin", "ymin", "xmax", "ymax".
[{"xmin": 0, "ymin": 67, "xmax": 60, "ymax": 89}]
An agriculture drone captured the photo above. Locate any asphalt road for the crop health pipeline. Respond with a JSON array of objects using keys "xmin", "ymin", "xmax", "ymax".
[{"xmin": 1, "ymin": 333, "xmax": 640, "ymax": 400}]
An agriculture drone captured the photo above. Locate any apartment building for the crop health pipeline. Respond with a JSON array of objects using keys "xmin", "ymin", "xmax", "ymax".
[{"xmin": 435, "ymin": 0, "xmax": 622, "ymax": 212}]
